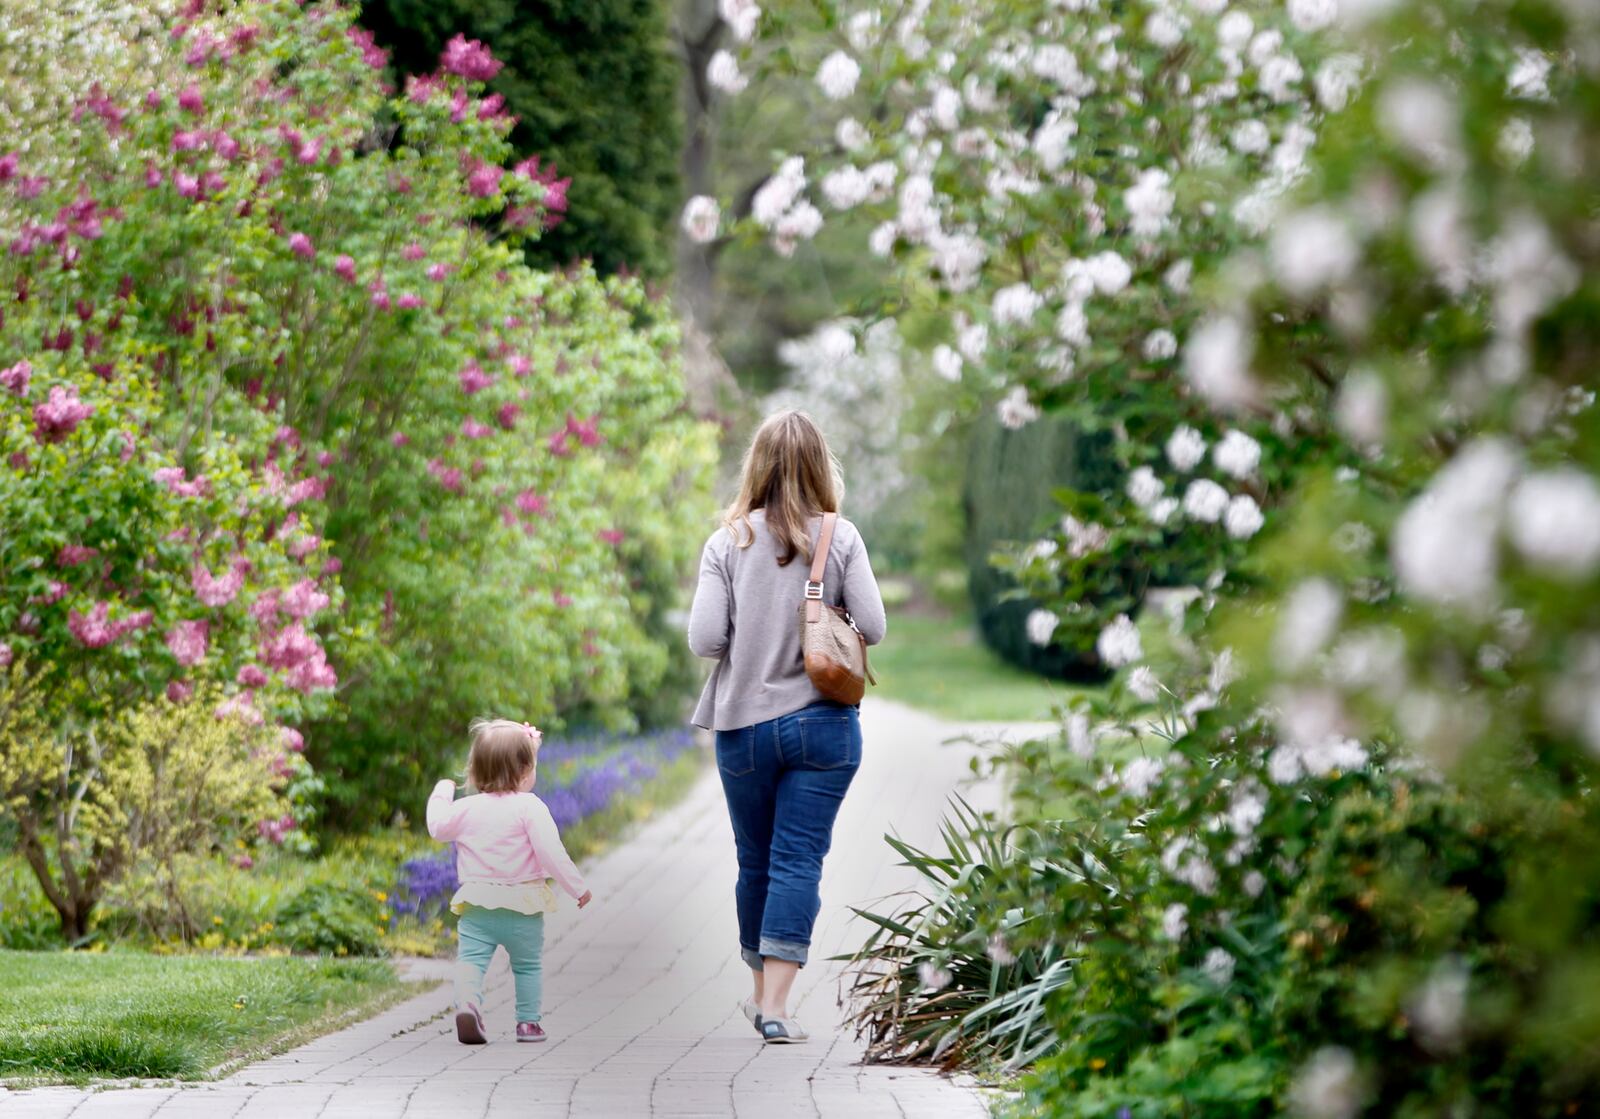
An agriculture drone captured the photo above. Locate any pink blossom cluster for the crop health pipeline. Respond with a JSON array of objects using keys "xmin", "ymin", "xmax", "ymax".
[
  {"xmin": 166, "ymin": 619, "xmax": 209, "ymax": 666},
  {"xmin": 259, "ymin": 621, "xmax": 337, "ymax": 693},
  {"xmin": 466, "ymin": 161, "xmax": 503, "ymax": 199},
  {"xmin": 287, "ymin": 534, "xmax": 321, "ymax": 559},
  {"xmin": 155, "ymin": 466, "xmax": 210, "ymax": 497},
  {"xmin": 281, "ymin": 726, "xmax": 305, "ymax": 753},
  {"xmin": 280, "ymin": 578, "xmax": 330, "ymax": 619},
  {"xmin": 258, "ymin": 813, "xmax": 296, "ymax": 845},
  {"xmin": 512, "ymin": 157, "xmax": 571, "ymax": 229},
  {"xmin": 514, "ymin": 488, "xmax": 549, "ymax": 517},
  {"xmin": 462, "ymin": 418, "xmax": 493, "ymax": 439},
  {"xmin": 250, "ymin": 589, "xmax": 280, "ymax": 623},
  {"xmin": 441, "ymin": 34, "xmax": 503, "ymax": 82},
  {"xmin": 406, "ymin": 74, "xmax": 445, "ymax": 104},
  {"xmin": 548, "ymin": 413, "xmax": 603, "ymax": 456},
  {"xmin": 428, "ymin": 458, "xmax": 465, "ymax": 492},
  {"xmin": 33, "ymin": 581, "xmax": 68, "ymax": 606},
  {"xmin": 347, "ymin": 26, "xmax": 389, "ymax": 70},
  {"xmin": 286, "ymin": 475, "xmax": 327, "ymax": 505},
  {"xmin": 215, "ymin": 692, "xmax": 263, "ymax": 725},
  {"xmin": 496, "ymin": 402, "xmax": 520, "ymax": 430},
  {"xmin": 73, "ymin": 84, "xmax": 128, "ymax": 132},
  {"xmin": 56, "ymin": 544, "xmax": 99, "ymax": 567},
  {"xmin": 1, "ymin": 360, "xmax": 30, "ymax": 394},
  {"xmin": 0, "ymin": 642, "xmax": 13, "ymax": 669},
  {"xmin": 33, "ymin": 385, "xmax": 93, "ymax": 443},
  {"xmin": 459, "ymin": 361, "xmax": 494, "ymax": 394},
  {"xmin": 237, "ymin": 664, "xmax": 269, "ymax": 687},
  {"xmin": 68, "ymin": 601, "xmax": 153, "ymax": 648},
  {"xmin": 192, "ymin": 560, "xmax": 245, "ymax": 607}
]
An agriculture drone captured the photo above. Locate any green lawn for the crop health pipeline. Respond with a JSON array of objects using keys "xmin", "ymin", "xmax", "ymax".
[
  {"xmin": 0, "ymin": 951, "xmax": 420, "ymax": 1084},
  {"xmin": 869, "ymin": 611, "xmax": 1082, "ymax": 722}
]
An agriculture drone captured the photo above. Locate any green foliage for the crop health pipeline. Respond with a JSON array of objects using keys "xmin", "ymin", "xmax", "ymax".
[
  {"xmin": 0, "ymin": 670, "xmax": 290, "ymax": 942},
  {"xmin": 273, "ymin": 883, "xmax": 388, "ymax": 957},
  {"xmin": 359, "ymin": 0, "xmax": 683, "ymax": 277},
  {"xmin": 0, "ymin": 950, "xmax": 405, "ymax": 1083}
]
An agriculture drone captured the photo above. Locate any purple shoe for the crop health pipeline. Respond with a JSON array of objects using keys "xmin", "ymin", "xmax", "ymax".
[
  {"xmin": 516, "ymin": 1022, "xmax": 547, "ymax": 1043},
  {"xmin": 455, "ymin": 1002, "xmax": 488, "ymax": 1045}
]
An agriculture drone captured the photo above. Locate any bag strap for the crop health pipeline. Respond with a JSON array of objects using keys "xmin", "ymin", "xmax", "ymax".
[{"xmin": 804, "ymin": 512, "xmax": 837, "ymax": 623}]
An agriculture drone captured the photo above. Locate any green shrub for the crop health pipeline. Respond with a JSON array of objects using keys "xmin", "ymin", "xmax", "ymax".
[{"xmin": 274, "ymin": 883, "xmax": 388, "ymax": 958}]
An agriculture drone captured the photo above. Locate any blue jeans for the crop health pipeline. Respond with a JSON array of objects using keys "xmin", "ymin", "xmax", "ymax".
[{"xmin": 716, "ymin": 701, "xmax": 861, "ymax": 970}]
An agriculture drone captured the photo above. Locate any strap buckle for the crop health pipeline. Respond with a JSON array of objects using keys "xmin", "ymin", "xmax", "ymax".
[{"xmin": 804, "ymin": 581, "xmax": 824, "ymax": 600}]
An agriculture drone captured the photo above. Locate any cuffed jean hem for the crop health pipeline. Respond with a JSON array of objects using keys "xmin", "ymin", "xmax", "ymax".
[
  {"xmin": 760, "ymin": 936, "xmax": 809, "ymax": 967},
  {"xmin": 740, "ymin": 937, "xmax": 811, "ymax": 970}
]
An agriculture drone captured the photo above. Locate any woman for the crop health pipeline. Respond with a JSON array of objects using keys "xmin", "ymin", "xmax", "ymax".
[{"xmin": 687, "ymin": 409, "xmax": 887, "ymax": 1045}]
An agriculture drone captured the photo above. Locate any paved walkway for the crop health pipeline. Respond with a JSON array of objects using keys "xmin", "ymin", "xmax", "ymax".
[{"xmin": 4, "ymin": 699, "xmax": 1047, "ymax": 1119}]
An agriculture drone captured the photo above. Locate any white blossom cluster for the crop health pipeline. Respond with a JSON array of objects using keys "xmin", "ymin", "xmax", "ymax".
[
  {"xmin": 767, "ymin": 319, "xmax": 912, "ymax": 519},
  {"xmin": 1124, "ymin": 426, "xmax": 1265, "ymax": 540}
]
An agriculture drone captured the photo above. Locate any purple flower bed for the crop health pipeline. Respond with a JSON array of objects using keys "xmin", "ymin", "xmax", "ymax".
[{"xmin": 392, "ymin": 726, "xmax": 698, "ymax": 922}]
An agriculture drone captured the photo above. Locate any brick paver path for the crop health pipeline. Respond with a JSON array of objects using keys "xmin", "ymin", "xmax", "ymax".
[{"xmin": 3, "ymin": 699, "xmax": 1048, "ymax": 1118}]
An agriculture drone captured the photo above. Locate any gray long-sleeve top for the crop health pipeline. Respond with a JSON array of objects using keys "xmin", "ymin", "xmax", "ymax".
[{"xmin": 688, "ymin": 509, "xmax": 886, "ymax": 731}]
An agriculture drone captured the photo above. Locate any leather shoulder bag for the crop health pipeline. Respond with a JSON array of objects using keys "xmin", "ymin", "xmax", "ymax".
[{"xmin": 797, "ymin": 512, "xmax": 877, "ymax": 705}]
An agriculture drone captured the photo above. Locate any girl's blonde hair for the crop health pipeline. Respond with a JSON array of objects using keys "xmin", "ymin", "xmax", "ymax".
[
  {"xmin": 466, "ymin": 718, "xmax": 538, "ymax": 793},
  {"xmin": 724, "ymin": 409, "xmax": 844, "ymax": 567}
]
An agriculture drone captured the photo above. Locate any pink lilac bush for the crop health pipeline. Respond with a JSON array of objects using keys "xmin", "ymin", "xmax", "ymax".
[{"xmin": 1, "ymin": 0, "xmax": 714, "ymax": 833}]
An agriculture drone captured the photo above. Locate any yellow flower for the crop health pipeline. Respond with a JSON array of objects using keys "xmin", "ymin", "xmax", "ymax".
[
  {"xmin": 372, "ymin": 890, "xmax": 388, "ymax": 903},
  {"xmin": 1089, "ymin": 1058, "xmax": 1107, "ymax": 1071},
  {"xmin": 212, "ymin": 915, "xmax": 224, "ymax": 926}
]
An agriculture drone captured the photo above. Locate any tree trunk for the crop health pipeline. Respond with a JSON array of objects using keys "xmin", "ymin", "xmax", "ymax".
[{"xmin": 673, "ymin": 0, "xmax": 742, "ymax": 417}]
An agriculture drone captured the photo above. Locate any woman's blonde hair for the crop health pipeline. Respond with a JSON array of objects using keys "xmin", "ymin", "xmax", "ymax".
[
  {"xmin": 466, "ymin": 718, "xmax": 538, "ymax": 793},
  {"xmin": 723, "ymin": 409, "xmax": 843, "ymax": 566}
]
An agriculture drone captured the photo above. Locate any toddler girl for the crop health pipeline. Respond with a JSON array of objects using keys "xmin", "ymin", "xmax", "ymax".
[{"xmin": 428, "ymin": 717, "xmax": 592, "ymax": 1044}]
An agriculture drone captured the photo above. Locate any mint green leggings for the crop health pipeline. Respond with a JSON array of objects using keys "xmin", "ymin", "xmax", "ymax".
[{"xmin": 455, "ymin": 907, "xmax": 545, "ymax": 1023}]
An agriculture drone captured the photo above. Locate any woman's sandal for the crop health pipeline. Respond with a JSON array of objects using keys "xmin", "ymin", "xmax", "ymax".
[
  {"xmin": 740, "ymin": 999, "xmax": 764, "ymax": 1035},
  {"xmin": 760, "ymin": 1017, "xmax": 809, "ymax": 1044}
]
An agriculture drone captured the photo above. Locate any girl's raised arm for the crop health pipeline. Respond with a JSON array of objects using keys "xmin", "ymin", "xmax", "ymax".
[{"xmin": 426, "ymin": 779, "xmax": 468, "ymax": 840}]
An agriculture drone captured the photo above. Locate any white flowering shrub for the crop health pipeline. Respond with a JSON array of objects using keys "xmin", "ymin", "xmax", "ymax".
[
  {"xmin": 778, "ymin": 0, "xmax": 1600, "ymax": 1110},
  {"xmin": 696, "ymin": 0, "xmax": 1359, "ymax": 663}
]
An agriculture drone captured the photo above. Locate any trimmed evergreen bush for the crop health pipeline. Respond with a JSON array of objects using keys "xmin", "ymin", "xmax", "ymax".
[{"xmin": 963, "ymin": 414, "xmax": 1120, "ymax": 680}]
